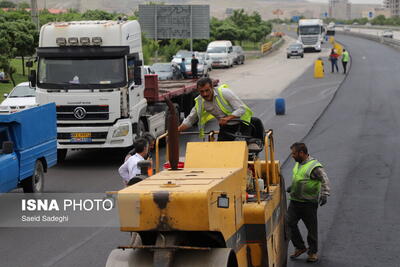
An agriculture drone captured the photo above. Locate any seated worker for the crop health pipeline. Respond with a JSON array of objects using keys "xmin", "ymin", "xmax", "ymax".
[
  {"xmin": 124, "ymin": 132, "xmax": 155, "ymax": 162},
  {"xmin": 177, "ymin": 77, "xmax": 253, "ymax": 140},
  {"xmin": 118, "ymin": 138, "xmax": 148, "ymax": 186}
]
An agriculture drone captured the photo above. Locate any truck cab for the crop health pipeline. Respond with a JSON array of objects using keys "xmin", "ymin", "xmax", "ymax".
[
  {"xmin": 297, "ymin": 19, "xmax": 325, "ymax": 52},
  {"xmin": 0, "ymin": 103, "xmax": 57, "ymax": 193},
  {"xmin": 32, "ymin": 20, "xmax": 147, "ymax": 160}
]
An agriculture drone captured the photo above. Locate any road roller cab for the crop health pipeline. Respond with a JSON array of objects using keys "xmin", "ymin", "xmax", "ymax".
[
  {"xmin": 107, "ymin": 136, "xmax": 288, "ymax": 266},
  {"xmin": 107, "ymin": 100, "xmax": 288, "ymax": 267}
]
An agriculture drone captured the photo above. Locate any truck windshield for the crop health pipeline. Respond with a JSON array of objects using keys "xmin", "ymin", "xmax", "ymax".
[
  {"xmin": 207, "ymin": 47, "xmax": 227, "ymax": 53},
  {"xmin": 299, "ymin": 26, "xmax": 321, "ymax": 35},
  {"xmin": 38, "ymin": 57, "xmax": 126, "ymax": 89}
]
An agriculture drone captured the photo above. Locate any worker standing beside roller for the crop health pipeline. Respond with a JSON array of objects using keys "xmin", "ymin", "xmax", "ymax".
[
  {"xmin": 178, "ymin": 77, "xmax": 253, "ymax": 140},
  {"xmin": 287, "ymin": 142, "xmax": 330, "ymax": 263}
]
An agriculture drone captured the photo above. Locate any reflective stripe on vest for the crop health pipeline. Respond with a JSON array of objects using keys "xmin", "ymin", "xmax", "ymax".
[
  {"xmin": 290, "ymin": 159, "xmax": 323, "ymax": 202},
  {"xmin": 195, "ymin": 84, "xmax": 253, "ymax": 138}
]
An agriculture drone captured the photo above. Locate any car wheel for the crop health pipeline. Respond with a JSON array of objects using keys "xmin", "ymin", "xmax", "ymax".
[
  {"xmin": 22, "ymin": 160, "xmax": 44, "ymax": 193},
  {"xmin": 287, "ymin": 55, "xmax": 290, "ymax": 59},
  {"xmin": 301, "ymin": 54, "xmax": 304, "ymax": 58}
]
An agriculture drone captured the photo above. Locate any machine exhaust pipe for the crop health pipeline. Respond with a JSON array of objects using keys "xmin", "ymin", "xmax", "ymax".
[{"xmin": 165, "ymin": 98, "xmax": 179, "ymax": 170}]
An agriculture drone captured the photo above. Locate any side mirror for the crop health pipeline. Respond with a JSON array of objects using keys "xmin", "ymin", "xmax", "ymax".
[
  {"xmin": 2, "ymin": 141, "xmax": 14, "ymax": 154},
  {"xmin": 29, "ymin": 70, "xmax": 37, "ymax": 88},
  {"xmin": 26, "ymin": 61, "xmax": 33, "ymax": 68},
  {"xmin": 3, "ymin": 93, "xmax": 8, "ymax": 98}
]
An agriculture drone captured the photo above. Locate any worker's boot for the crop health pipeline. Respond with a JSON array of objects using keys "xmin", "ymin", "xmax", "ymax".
[
  {"xmin": 290, "ymin": 248, "xmax": 307, "ymax": 259},
  {"xmin": 307, "ymin": 253, "xmax": 318, "ymax": 262}
]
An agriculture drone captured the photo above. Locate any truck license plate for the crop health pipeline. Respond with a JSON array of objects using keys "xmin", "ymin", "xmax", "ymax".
[{"xmin": 71, "ymin": 132, "xmax": 92, "ymax": 143}]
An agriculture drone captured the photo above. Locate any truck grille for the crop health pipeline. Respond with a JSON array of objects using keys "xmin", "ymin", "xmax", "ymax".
[
  {"xmin": 301, "ymin": 36, "xmax": 318, "ymax": 45},
  {"xmin": 56, "ymin": 105, "xmax": 109, "ymax": 121}
]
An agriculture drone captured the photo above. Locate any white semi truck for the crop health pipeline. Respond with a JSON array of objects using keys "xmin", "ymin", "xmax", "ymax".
[
  {"xmin": 30, "ymin": 20, "xmax": 203, "ymax": 161},
  {"xmin": 297, "ymin": 19, "xmax": 325, "ymax": 52}
]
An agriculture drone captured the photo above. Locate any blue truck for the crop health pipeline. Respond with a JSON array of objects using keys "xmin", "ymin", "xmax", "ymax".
[{"xmin": 0, "ymin": 103, "xmax": 57, "ymax": 193}]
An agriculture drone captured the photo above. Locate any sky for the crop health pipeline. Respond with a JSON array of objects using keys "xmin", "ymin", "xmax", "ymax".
[{"xmin": 307, "ymin": 0, "xmax": 383, "ymax": 3}]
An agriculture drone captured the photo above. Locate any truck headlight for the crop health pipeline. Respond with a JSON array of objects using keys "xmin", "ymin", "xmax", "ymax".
[{"xmin": 113, "ymin": 124, "xmax": 129, "ymax": 137}]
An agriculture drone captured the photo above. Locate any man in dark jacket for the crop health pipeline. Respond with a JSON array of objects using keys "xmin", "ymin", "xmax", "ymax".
[{"xmin": 191, "ymin": 54, "xmax": 199, "ymax": 78}]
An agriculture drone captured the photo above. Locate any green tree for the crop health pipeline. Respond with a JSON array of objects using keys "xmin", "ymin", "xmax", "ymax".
[
  {"xmin": 0, "ymin": 18, "xmax": 37, "ymax": 84},
  {"xmin": 81, "ymin": 10, "xmax": 114, "ymax": 20},
  {"xmin": 17, "ymin": 2, "xmax": 30, "ymax": 9},
  {"xmin": 0, "ymin": 1, "xmax": 16, "ymax": 8}
]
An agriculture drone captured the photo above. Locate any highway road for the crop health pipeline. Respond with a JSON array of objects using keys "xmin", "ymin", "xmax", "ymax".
[
  {"xmin": 1, "ymin": 32, "xmax": 399, "ymax": 266},
  {"xmin": 284, "ymin": 33, "xmax": 400, "ymax": 266}
]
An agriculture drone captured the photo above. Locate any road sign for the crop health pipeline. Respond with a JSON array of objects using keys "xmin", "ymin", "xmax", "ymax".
[
  {"xmin": 368, "ymin": 11, "xmax": 373, "ymax": 18},
  {"xmin": 139, "ymin": 5, "xmax": 210, "ymax": 40}
]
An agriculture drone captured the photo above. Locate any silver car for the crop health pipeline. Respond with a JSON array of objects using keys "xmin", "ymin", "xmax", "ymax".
[{"xmin": 287, "ymin": 43, "xmax": 304, "ymax": 58}]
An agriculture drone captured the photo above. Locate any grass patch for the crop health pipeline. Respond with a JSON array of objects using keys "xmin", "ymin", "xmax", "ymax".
[{"xmin": 0, "ymin": 58, "xmax": 34, "ymax": 102}]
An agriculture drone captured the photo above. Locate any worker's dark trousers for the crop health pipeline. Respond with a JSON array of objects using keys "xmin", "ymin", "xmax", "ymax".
[
  {"xmin": 218, "ymin": 123, "xmax": 251, "ymax": 141},
  {"xmin": 342, "ymin": 61, "xmax": 348, "ymax": 74},
  {"xmin": 287, "ymin": 200, "xmax": 319, "ymax": 254}
]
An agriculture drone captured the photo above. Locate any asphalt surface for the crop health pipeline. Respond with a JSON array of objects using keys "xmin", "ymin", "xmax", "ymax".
[
  {"xmin": 2, "ymin": 33, "xmax": 397, "ymax": 267},
  {"xmin": 284, "ymin": 34, "xmax": 400, "ymax": 266}
]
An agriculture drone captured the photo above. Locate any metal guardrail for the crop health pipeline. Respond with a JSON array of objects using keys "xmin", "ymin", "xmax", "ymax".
[
  {"xmin": 339, "ymin": 30, "xmax": 400, "ymax": 50},
  {"xmin": 261, "ymin": 41, "xmax": 273, "ymax": 53}
]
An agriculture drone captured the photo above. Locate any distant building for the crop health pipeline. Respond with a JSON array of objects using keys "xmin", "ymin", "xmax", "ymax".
[
  {"xmin": 361, "ymin": 7, "xmax": 391, "ymax": 18},
  {"xmin": 384, "ymin": 0, "xmax": 400, "ymax": 17},
  {"xmin": 329, "ymin": 0, "xmax": 351, "ymax": 20}
]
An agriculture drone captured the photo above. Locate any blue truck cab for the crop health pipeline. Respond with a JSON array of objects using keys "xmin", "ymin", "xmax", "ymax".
[{"xmin": 0, "ymin": 103, "xmax": 57, "ymax": 193}]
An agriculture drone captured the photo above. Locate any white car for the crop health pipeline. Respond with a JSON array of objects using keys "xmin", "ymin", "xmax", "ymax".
[
  {"xmin": 185, "ymin": 59, "xmax": 209, "ymax": 78},
  {"xmin": 196, "ymin": 52, "xmax": 213, "ymax": 71},
  {"xmin": 0, "ymin": 82, "xmax": 37, "ymax": 113},
  {"xmin": 382, "ymin": 30, "xmax": 393, "ymax": 38}
]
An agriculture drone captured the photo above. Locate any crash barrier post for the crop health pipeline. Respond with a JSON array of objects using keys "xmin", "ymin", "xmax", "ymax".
[
  {"xmin": 314, "ymin": 59, "xmax": 324, "ymax": 78},
  {"xmin": 334, "ymin": 42, "xmax": 343, "ymax": 56}
]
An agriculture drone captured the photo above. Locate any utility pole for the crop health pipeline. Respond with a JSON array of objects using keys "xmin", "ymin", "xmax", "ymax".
[{"xmin": 30, "ymin": 0, "xmax": 40, "ymax": 30}]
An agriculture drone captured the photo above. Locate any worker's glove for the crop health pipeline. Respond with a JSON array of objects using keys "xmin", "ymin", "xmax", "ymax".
[
  {"xmin": 319, "ymin": 195, "xmax": 327, "ymax": 206},
  {"xmin": 286, "ymin": 186, "xmax": 291, "ymax": 193}
]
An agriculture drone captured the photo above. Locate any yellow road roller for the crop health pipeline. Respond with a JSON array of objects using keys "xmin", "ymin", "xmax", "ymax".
[{"xmin": 106, "ymin": 102, "xmax": 288, "ymax": 267}]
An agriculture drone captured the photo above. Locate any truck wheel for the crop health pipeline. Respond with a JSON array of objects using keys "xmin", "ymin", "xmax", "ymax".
[
  {"xmin": 57, "ymin": 149, "xmax": 67, "ymax": 163},
  {"xmin": 22, "ymin": 160, "xmax": 44, "ymax": 193}
]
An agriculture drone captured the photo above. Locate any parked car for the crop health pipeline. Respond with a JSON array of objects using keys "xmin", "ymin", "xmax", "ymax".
[
  {"xmin": 287, "ymin": 43, "xmax": 304, "ymax": 58},
  {"xmin": 151, "ymin": 63, "xmax": 182, "ymax": 80},
  {"xmin": 196, "ymin": 52, "xmax": 212, "ymax": 71},
  {"xmin": 343, "ymin": 25, "xmax": 351, "ymax": 32},
  {"xmin": 184, "ymin": 59, "xmax": 209, "ymax": 78},
  {"xmin": 0, "ymin": 82, "xmax": 37, "ymax": 114},
  {"xmin": 171, "ymin": 50, "xmax": 196, "ymax": 65},
  {"xmin": 233, "ymin": 46, "xmax": 245, "ymax": 65},
  {"xmin": 382, "ymin": 30, "xmax": 393, "ymax": 38}
]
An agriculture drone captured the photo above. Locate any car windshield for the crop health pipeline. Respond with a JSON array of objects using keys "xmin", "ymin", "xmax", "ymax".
[
  {"xmin": 152, "ymin": 64, "xmax": 173, "ymax": 72},
  {"xmin": 38, "ymin": 57, "xmax": 126, "ymax": 89},
  {"xmin": 299, "ymin": 25, "xmax": 321, "ymax": 35},
  {"xmin": 207, "ymin": 47, "xmax": 227, "ymax": 53},
  {"xmin": 9, "ymin": 85, "xmax": 35, "ymax": 97},
  {"xmin": 289, "ymin": 44, "xmax": 302, "ymax": 49}
]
